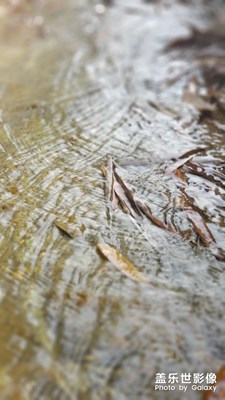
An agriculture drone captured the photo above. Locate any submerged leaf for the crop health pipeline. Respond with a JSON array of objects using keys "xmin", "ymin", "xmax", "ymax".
[
  {"xmin": 55, "ymin": 220, "xmax": 80, "ymax": 239},
  {"xmin": 184, "ymin": 161, "xmax": 225, "ymax": 188},
  {"xmin": 136, "ymin": 199, "xmax": 176, "ymax": 233},
  {"xmin": 105, "ymin": 155, "xmax": 114, "ymax": 203},
  {"xmin": 183, "ymin": 91, "xmax": 216, "ymax": 112},
  {"xmin": 178, "ymin": 148, "xmax": 207, "ymax": 160},
  {"xmin": 165, "ymin": 156, "xmax": 194, "ymax": 175},
  {"xmin": 187, "ymin": 211, "xmax": 215, "ymax": 247},
  {"xmin": 165, "ymin": 148, "xmax": 206, "ymax": 174},
  {"xmin": 101, "ymin": 153, "xmax": 225, "ymax": 262},
  {"xmin": 166, "ymin": 27, "xmax": 225, "ymax": 52},
  {"xmin": 102, "ymin": 156, "xmax": 142, "ymax": 218},
  {"xmin": 97, "ymin": 243, "xmax": 150, "ymax": 283},
  {"xmin": 113, "ymin": 169, "xmax": 142, "ymax": 218}
]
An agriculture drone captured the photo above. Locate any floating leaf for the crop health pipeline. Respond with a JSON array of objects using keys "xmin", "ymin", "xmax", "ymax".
[{"xmin": 97, "ymin": 243, "xmax": 150, "ymax": 283}]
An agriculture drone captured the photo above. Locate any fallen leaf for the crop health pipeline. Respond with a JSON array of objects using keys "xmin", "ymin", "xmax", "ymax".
[
  {"xmin": 184, "ymin": 161, "xmax": 225, "ymax": 189},
  {"xmin": 114, "ymin": 169, "xmax": 142, "ymax": 218},
  {"xmin": 136, "ymin": 199, "xmax": 176, "ymax": 233},
  {"xmin": 179, "ymin": 148, "xmax": 207, "ymax": 160},
  {"xmin": 148, "ymin": 100, "xmax": 179, "ymax": 119},
  {"xmin": 102, "ymin": 156, "xmax": 141, "ymax": 217},
  {"xmin": 165, "ymin": 148, "xmax": 206, "ymax": 174},
  {"xmin": 187, "ymin": 211, "xmax": 215, "ymax": 247},
  {"xmin": 55, "ymin": 220, "xmax": 80, "ymax": 239},
  {"xmin": 105, "ymin": 155, "xmax": 114, "ymax": 203},
  {"xmin": 183, "ymin": 91, "xmax": 216, "ymax": 112},
  {"xmin": 166, "ymin": 27, "xmax": 225, "ymax": 52},
  {"xmin": 97, "ymin": 243, "xmax": 150, "ymax": 283}
]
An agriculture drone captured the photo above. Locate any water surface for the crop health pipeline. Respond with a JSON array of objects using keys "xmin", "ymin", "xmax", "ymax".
[{"xmin": 0, "ymin": 1, "xmax": 225, "ymax": 399}]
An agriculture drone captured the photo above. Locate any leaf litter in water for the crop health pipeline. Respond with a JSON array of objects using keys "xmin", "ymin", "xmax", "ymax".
[
  {"xmin": 186, "ymin": 211, "xmax": 216, "ymax": 247},
  {"xmin": 183, "ymin": 79, "xmax": 216, "ymax": 113},
  {"xmin": 97, "ymin": 243, "xmax": 150, "ymax": 283},
  {"xmin": 102, "ymin": 155, "xmax": 175, "ymax": 232},
  {"xmin": 165, "ymin": 27, "xmax": 225, "ymax": 53},
  {"xmin": 55, "ymin": 219, "xmax": 81, "ymax": 239},
  {"xmin": 165, "ymin": 147, "xmax": 207, "ymax": 175},
  {"xmin": 105, "ymin": 155, "xmax": 118, "ymax": 209},
  {"xmin": 135, "ymin": 198, "xmax": 176, "ymax": 233},
  {"xmin": 170, "ymin": 157, "xmax": 225, "ymax": 261},
  {"xmin": 101, "ymin": 152, "xmax": 225, "ymax": 262},
  {"xmin": 101, "ymin": 156, "xmax": 142, "ymax": 219},
  {"xmin": 183, "ymin": 160, "xmax": 225, "ymax": 189}
]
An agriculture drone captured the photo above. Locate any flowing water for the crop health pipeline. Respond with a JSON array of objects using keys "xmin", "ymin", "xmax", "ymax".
[{"xmin": 0, "ymin": 1, "xmax": 225, "ymax": 399}]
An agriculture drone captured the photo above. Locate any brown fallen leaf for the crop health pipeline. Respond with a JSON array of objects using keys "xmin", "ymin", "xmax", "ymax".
[
  {"xmin": 113, "ymin": 179, "xmax": 132, "ymax": 214},
  {"xmin": 102, "ymin": 156, "xmax": 141, "ymax": 218},
  {"xmin": 187, "ymin": 211, "xmax": 216, "ymax": 247},
  {"xmin": 165, "ymin": 148, "xmax": 206, "ymax": 174},
  {"xmin": 97, "ymin": 243, "xmax": 150, "ymax": 283},
  {"xmin": 136, "ymin": 199, "xmax": 176, "ymax": 233},
  {"xmin": 172, "ymin": 166, "xmax": 220, "ymax": 246},
  {"xmin": 101, "ymin": 156, "xmax": 225, "ymax": 262},
  {"xmin": 183, "ymin": 76, "xmax": 216, "ymax": 113},
  {"xmin": 101, "ymin": 163, "xmax": 107, "ymax": 176},
  {"xmin": 179, "ymin": 148, "xmax": 207, "ymax": 160},
  {"xmin": 203, "ymin": 365, "xmax": 225, "ymax": 400},
  {"xmin": 165, "ymin": 27, "xmax": 225, "ymax": 52},
  {"xmin": 174, "ymin": 170, "xmax": 225, "ymax": 260},
  {"xmin": 180, "ymin": 186, "xmax": 209, "ymax": 220},
  {"xmin": 148, "ymin": 100, "xmax": 179, "ymax": 119},
  {"xmin": 174, "ymin": 167, "xmax": 187, "ymax": 182},
  {"xmin": 101, "ymin": 159, "xmax": 119, "ymax": 210},
  {"xmin": 184, "ymin": 161, "xmax": 225, "ymax": 189},
  {"xmin": 183, "ymin": 91, "xmax": 216, "ymax": 112},
  {"xmin": 55, "ymin": 219, "xmax": 80, "ymax": 239},
  {"xmin": 105, "ymin": 155, "xmax": 114, "ymax": 203},
  {"xmin": 113, "ymin": 168, "xmax": 142, "ymax": 218}
]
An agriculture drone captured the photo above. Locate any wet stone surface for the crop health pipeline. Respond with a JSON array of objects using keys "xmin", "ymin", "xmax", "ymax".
[{"xmin": 0, "ymin": 1, "xmax": 225, "ymax": 399}]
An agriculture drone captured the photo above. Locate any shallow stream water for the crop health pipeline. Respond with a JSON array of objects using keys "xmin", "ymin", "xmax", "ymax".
[{"xmin": 0, "ymin": 1, "xmax": 225, "ymax": 399}]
